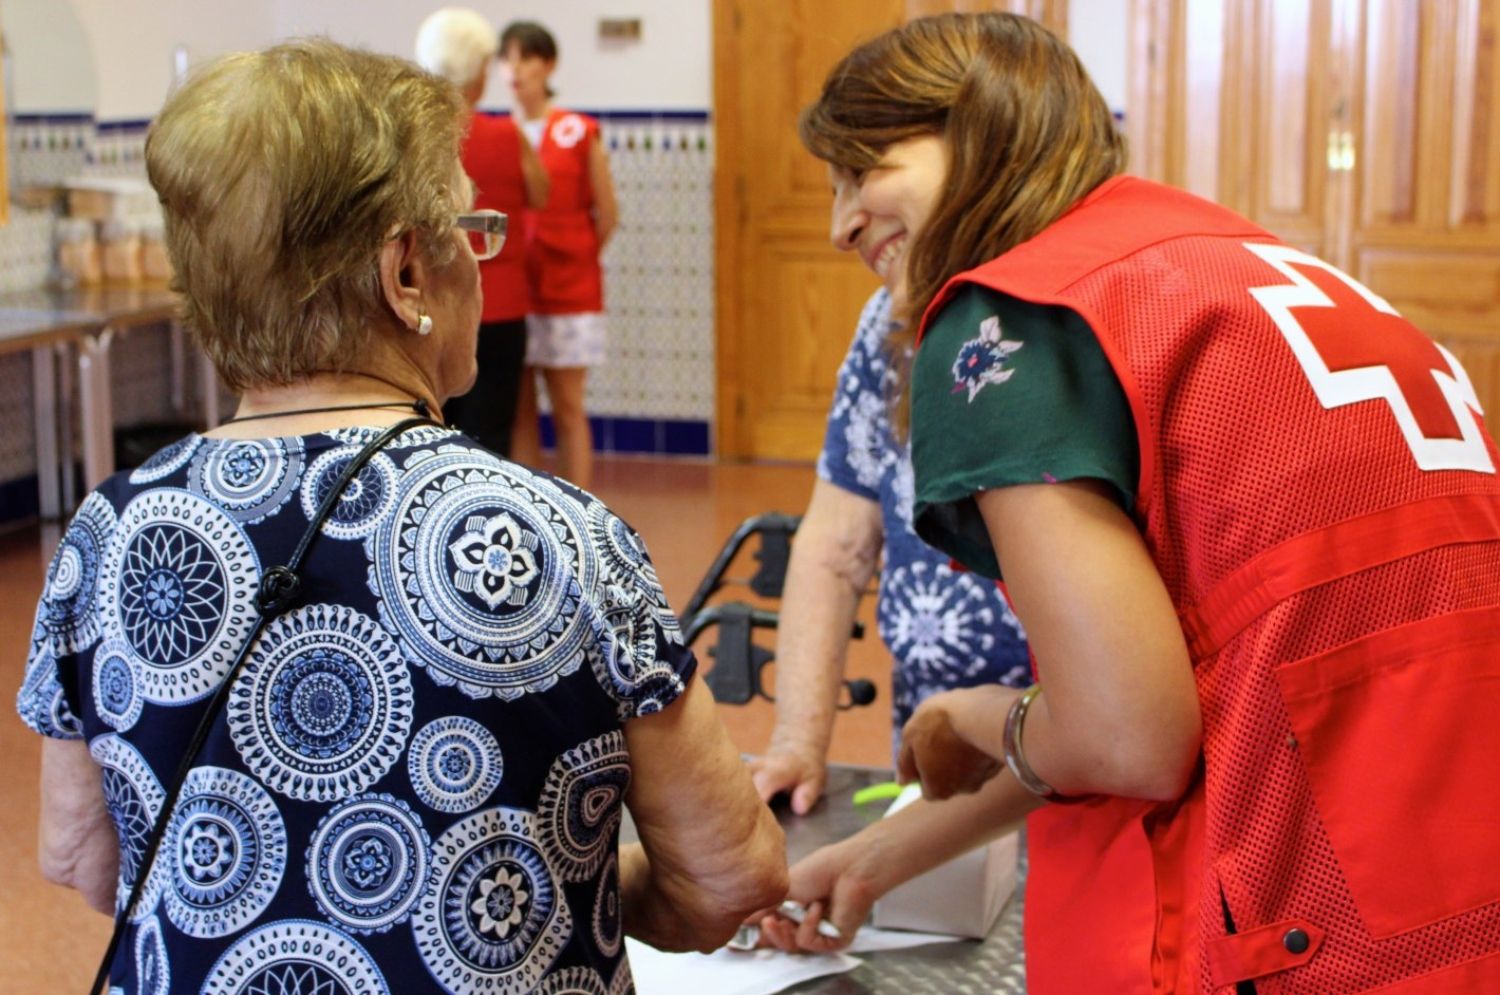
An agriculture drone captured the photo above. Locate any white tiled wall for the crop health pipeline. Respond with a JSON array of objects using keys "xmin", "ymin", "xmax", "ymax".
[
  {"xmin": 594, "ymin": 114, "xmax": 714, "ymax": 422},
  {"xmin": 0, "ymin": 112, "xmax": 717, "ymax": 501}
]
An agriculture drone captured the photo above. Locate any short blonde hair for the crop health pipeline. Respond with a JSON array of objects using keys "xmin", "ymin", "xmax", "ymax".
[
  {"xmin": 415, "ymin": 8, "xmax": 497, "ymax": 89},
  {"xmin": 146, "ymin": 39, "xmax": 466, "ymax": 391}
]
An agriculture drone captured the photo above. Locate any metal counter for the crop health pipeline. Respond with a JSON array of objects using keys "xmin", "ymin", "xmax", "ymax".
[
  {"xmin": 625, "ymin": 764, "xmax": 1028, "ymax": 993},
  {"xmin": 0, "ymin": 284, "xmax": 213, "ymax": 520}
]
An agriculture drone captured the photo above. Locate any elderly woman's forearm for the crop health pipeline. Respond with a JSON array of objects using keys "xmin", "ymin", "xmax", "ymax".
[
  {"xmin": 769, "ymin": 484, "xmax": 883, "ymax": 753},
  {"xmin": 38, "ymin": 739, "xmax": 119, "ymax": 914}
]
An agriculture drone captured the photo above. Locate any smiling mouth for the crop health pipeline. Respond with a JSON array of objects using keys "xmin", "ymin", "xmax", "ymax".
[{"xmin": 869, "ymin": 234, "xmax": 906, "ymax": 279}]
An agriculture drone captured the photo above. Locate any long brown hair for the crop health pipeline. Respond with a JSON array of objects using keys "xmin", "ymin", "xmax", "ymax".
[{"xmin": 801, "ymin": 12, "xmax": 1125, "ymax": 333}]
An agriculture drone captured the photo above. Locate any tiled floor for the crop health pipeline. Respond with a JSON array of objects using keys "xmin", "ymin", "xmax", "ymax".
[{"xmin": 0, "ymin": 455, "xmax": 898, "ymax": 992}]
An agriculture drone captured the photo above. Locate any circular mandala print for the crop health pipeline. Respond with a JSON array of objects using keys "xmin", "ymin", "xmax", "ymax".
[
  {"xmin": 300, "ymin": 447, "xmax": 398, "ymax": 540},
  {"xmin": 588, "ymin": 585, "xmax": 684, "ymax": 718},
  {"xmin": 93, "ymin": 637, "xmax": 143, "ymax": 731},
  {"xmin": 39, "ymin": 491, "xmax": 116, "ymax": 655},
  {"xmin": 593, "ymin": 854, "xmax": 622, "ymax": 958},
  {"xmin": 129, "ymin": 435, "xmax": 202, "ymax": 484},
  {"xmin": 189, "ymin": 438, "xmax": 305, "ymax": 524},
  {"xmin": 100, "ymin": 490, "xmax": 259, "ymax": 705},
  {"xmin": 407, "ymin": 716, "xmax": 503, "ymax": 814},
  {"xmin": 368, "ymin": 452, "xmax": 597, "ymax": 700},
  {"xmin": 537, "ymin": 731, "xmax": 630, "ymax": 882},
  {"xmin": 307, "ymin": 793, "xmax": 430, "ymax": 934},
  {"xmin": 415, "ymin": 807, "xmax": 571, "ymax": 994},
  {"xmin": 90, "ymin": 735, "xmax": 165, "ymax": 919},
  {"xmin": 18, "ymin": 629, "xmax": 83, "ymax": 739},
  {"xmin": 539, "ymin": 967, "xmax": 608, "ymax": 995},
  {"xmin": 203, "ymin": 919, "xmax": 388, "ymax": 995},
  {"xmin": 134, "ymin": 914, "xmax": 170, "ymax": 995},
  {"xmin": 585, "ymin": 503, "xmax": 677, "ymax": 641},
  {"xmin": 227, "ymin": 604, "xmax": 413, "ymax": 803},
  {"xmin": 157, "ymin": 765, "xmax": 286, "ymax": 938},
  {"xmin": 326, "ymin": 424, "xmax": 458, "ymax": 448}
]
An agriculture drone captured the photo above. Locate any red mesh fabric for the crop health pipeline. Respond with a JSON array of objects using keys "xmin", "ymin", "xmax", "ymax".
[
  {"xmin": 949, "ymin": 178, "xmax": 1500, "ymax": 993},
  {"xmin": 1197, "ymin": 545, "xmax": 1500, "ymax": 994}
]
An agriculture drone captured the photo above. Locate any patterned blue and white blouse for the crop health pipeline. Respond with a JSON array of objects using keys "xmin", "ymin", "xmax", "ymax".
[
  {"xmin": 17, "ymin": 425, "xmax": 692, "ymax": 995},
  {"xmin": 818, "ymin": 290, "xmax": 1032, "ymax": 741}
]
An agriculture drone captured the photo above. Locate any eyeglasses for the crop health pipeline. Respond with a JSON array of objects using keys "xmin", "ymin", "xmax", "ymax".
[{"xmin": 456, "ymin": 210, "xmax": 507, "ymax": 261}]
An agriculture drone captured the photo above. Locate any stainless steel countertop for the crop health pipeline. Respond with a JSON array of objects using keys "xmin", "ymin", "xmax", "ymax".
[
  {"xmin": 625, "ymin": 764, "xmax": 1028, "ymax": 993},
  {"xmin": 0, "ymin": 283, "xmax": 179, "ymax": 352}
]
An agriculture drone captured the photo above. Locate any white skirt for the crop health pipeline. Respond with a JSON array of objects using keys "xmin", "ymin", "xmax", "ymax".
[{"xmin": 525, "ymin": 311, "xmax": 608, "ymax": 368}]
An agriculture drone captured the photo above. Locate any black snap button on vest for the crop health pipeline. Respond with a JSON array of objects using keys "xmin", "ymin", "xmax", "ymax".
[{"xmin": 1283, "ymin": 928, "xmax": 1310, "ymax": 955}]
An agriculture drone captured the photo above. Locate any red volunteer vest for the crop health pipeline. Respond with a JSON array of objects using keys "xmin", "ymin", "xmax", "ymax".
[
  {"xmin": 920, "ymin": 177, "xmax": 1500, "ymax": 993},
  {"xmin": 462, "ymin": 112, "xmax": 531, "ymax": 322},
  {"xmin": 523, "ymin": 109, "xmax": 604, "ymax": 314}
]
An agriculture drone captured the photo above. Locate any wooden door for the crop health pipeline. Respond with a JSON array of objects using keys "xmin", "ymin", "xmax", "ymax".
[
  {"xmin": 1129, "ymin": 0, "xmax": 1500, "ymax": 419},
  {"xmin": 1342, "ymin": 0, "xmax": 1500, "ymax": 416},
  {"xmin": 713, "ymin": 0, "xmax": 901, "ymax": 461},
  {"xmin": 1128, "ymin": 0, "xmax": 1343, "ymax": 257},
  {"xmin": 714, "ymin": 0, "xmax": 1069, "ymax": 460}
]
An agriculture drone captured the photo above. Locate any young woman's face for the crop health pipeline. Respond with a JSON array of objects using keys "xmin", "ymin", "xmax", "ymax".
[
  {"xmin": 828, "ymin": 135, "xmax": 949, "ymax": 308},
  {"xmin": 500, "ymin": 43, "xmax": 555, "ymax": 105}
]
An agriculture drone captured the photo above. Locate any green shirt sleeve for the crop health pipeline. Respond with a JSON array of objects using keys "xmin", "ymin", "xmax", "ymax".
[{"xmin": 910, "ymin": 283, "xmax": 1139, "ymax": 580}]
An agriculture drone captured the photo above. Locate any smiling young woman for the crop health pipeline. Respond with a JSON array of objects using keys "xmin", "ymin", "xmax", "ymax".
[{"xmin": 767, "ymin": 12, "xmax": 1500, "ymax": 995}]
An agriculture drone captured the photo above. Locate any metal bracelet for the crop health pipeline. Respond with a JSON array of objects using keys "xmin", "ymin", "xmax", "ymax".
[{"xmin": 1002, "ymin": 684, "xmax": 1073, "ymax": 802}]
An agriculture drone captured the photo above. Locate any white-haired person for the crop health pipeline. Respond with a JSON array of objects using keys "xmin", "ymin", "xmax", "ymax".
[
  {"xmin": 416, "ymin": 7, "xmax": 548, "ymax": 458},
  {"xmin": 18, "ymin": 39, "xmax": 785, "ymax": 994}
]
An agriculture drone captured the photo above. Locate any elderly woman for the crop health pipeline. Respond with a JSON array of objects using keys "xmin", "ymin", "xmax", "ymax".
[
  {"xmin": 16, "ymin": 40, "xmax": 784, "ymax": 994},
  {"xmin": 415, "ymin": 7, "xmax": 548, "ymax": 458}
]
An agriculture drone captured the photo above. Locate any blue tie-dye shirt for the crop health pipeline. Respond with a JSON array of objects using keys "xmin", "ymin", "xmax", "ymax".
[{"xmin": 817, "ymin": 290, "xmax": 1031, "ymax": 744}]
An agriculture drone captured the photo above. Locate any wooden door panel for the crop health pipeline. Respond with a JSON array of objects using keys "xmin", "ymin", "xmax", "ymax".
[
  {"xmin": 1443, "ymin": 340, "xmax": 1500, "ymax": 426},
  {"xmin": 715, "ymin": 0, "xmax": 904, "ymax": 459},
  {"xmin": 1356, "ymin": 250, "xmax": 1500, "ymax": 340},
  {"xmin": 1130, "ymin": 0, "xmax": 1336, "ymax": 254},
  {"xmin": 747, "ymin": 246, "xmax": 882, "ymax": 459},
  {"xmin": 1246, "ymin": 0, "xmax": 1335, "ymax": 249},
  {"xmin": 1351, "ymin": 0, "xmax": 1500, "ymax": 403}
]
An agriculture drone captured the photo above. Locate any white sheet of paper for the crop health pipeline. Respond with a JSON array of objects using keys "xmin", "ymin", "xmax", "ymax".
[
  {"xmin": 846, "ymin": 926, "xmax": 964, "ymax": 954},
  {"xmin": 624, "ymin": 938, "xmax": 861, "ymax": 995}
]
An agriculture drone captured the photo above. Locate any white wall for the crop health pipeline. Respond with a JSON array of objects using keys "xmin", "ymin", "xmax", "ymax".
[
  {"xmin": 8, "ymin": 0, "xmax": 706, "ymax": 121},
  {"xmin": 1068, "ymin": 0, "xmax": 1130, "ymax": 116},
  {"xmin": 2, "ymin": 0, "xmax": 98, "ymax": 113},
  {"xmin": 272, "ymin": 0, "xmax": 711, "ymax": 112},
  {"xmin": 51, "ymin": 0, "xmax": 274, "ymax": 119},
  {"xmin": 17, "ymin": 1, "xmax": 1119, "ymax": 121}
]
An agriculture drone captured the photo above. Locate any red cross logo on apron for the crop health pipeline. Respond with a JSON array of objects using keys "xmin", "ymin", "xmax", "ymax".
[{"xmin": 1245, "ymin": 242, "xmax": 1495, "ymax": 473}]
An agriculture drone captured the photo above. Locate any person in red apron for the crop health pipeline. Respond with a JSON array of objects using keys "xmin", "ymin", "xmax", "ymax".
[
  {"xmin": 769, "ymin": 13, "xmax": 1500, "ymax": 993},
  {"xmin": 500, "ymin": 20, "xmax": 618, "ymax": 489},
  {"xmin": 415, "ymin": 8, "xmax": 549, "ymax": 458}
]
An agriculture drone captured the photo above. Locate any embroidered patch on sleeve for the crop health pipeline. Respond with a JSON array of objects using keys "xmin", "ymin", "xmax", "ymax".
[{"xmin": 951, "ymin": 316, "xmax": 1023, "ymax": 402}]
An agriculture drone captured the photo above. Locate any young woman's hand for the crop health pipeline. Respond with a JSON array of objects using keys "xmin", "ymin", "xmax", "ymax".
[
  {"xmin": 896, "ymin": 686, "xmax": 1017, "ymax": 800},
  {"xmin": 752, "ymin": 837, "xmax": 877, "ymax": 953}
]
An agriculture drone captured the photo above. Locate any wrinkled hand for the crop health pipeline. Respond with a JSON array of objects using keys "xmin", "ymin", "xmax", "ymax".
[
  {"xmin": 749, "ymin": 748, "xmax": 827, "ymax": 816},
  {"xmin": 897, "ymin": 688, "xmax": 1009, "ymax": 801},
  {"xmin": 750, "ymin": 839, "xmax": 875, "ymax": 953}
]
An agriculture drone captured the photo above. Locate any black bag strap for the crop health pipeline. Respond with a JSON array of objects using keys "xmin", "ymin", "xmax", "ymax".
[{"xmin": 88, "ymin": 416, "xmax": 437, "ymax": 995}]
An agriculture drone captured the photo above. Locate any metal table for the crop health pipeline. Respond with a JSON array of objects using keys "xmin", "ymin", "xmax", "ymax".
[
  {"xmin": 626, "ymin": 764, "xmax": 1028, "ymax": 993},
  {"xmin": 0, "ymin": 284, "xmax": 217, "ymax": 519}
]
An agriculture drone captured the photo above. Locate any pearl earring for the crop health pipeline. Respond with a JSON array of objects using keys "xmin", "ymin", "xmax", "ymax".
[{"xmin": 416, "ymin": 311, "xmax": 433, "ymax": 336}]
